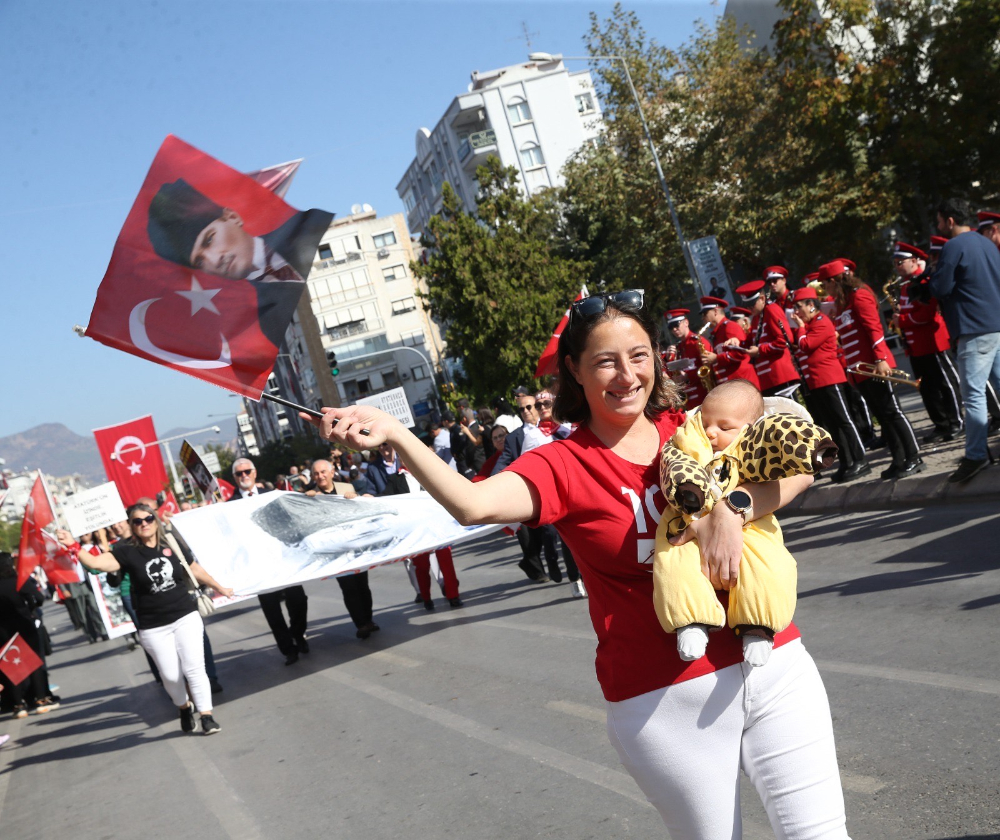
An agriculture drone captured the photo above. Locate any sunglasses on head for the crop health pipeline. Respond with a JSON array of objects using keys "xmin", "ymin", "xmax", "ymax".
[
  {"xmin": 234, "ymin": 469, "xmax": 254, "ymax": 477},
  {"xmin": 131, "ymin": 515, "xmax": 156, "ymax": 526},
  {"xmin": 569, "ymin": 290, "xmax": 644, "ymax": 326}
]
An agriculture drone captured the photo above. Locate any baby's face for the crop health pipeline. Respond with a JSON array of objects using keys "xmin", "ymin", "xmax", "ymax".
[{"xmin": 701, "ymin": 403, "xmax": 756, "ymax": 452}]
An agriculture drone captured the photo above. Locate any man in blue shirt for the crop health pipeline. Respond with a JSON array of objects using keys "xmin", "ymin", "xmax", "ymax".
[{"xmin": 930, "ymin": 198, "xmax": 1000, "ymax": 482}]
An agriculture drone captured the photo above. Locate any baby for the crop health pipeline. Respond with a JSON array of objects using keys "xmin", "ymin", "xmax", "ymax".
[{"xmin": 653, "ymin": 380, "xmax": 836, "ymax": 667}]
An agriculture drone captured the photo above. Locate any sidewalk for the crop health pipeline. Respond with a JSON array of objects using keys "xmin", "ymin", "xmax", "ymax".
[{"xmin": 785, "ymin": 386, "xmax": 999, "ymax": 514}]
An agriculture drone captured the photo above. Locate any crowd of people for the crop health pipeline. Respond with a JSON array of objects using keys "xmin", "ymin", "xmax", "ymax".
[{"xmin": 664, "ymin": 197, "xmax": 1000, "ymax": 485}]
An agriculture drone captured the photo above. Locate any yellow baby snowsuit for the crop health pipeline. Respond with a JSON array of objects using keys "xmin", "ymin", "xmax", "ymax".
[{"xmin": 653, "ymin": 411, "xmax": 836, "ymax": 638}]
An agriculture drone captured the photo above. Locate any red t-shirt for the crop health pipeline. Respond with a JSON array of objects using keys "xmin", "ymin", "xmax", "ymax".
[{"xmin": 506, "ymin": 410, "xmax": 800, "ymax": 702}]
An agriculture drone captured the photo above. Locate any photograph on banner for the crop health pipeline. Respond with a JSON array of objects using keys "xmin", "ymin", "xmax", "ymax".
[
  {"xmin": 88, "ymin": 573, "xmax": 136, "ymax": 640},
  {"xmin": 84, "ymin": 134, "xmax": 334, "ymax": 398},
  {"xmin": 179, "ymin": 439, "xmax": 225, "ymax": 503},
  {"xmin": 171, "ymin": 491, "xmax": 506, "ymax": 597},
  {"xmin": 356, "ymin": 386, "xmax": 415, "ymax": 428},
  {"xmin": 687, "ymin": 235, "xmax": 733, "ymax": 305},
  {"xmin": 62, "ymin": 482, "xmax": 128, "ymax": 538}
]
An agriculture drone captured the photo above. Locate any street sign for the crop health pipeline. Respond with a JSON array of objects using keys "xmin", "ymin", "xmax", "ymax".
[
  {"xmin": 357, "ymin": 387, "xmax": 415, "ymax": 428},
  {"xmin": 687, "ymin": 235, "xmax": 733, "ymax": 304}
]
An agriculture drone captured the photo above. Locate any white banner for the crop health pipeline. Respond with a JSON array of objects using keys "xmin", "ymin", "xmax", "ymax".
[
  {"xmin": 88, "ymin": 572, "xmax": 136, "ymax": 639},
  {"xmin": 357, "ymin": 386, "xmax": 415, "ymax": 428},
  {"xmin": 170, "ymin": 491, "xmax": 506, "ymax": 596},
  {"xmin": 62, "ymin": 482, "xmax": 128, "ymax": 538}
]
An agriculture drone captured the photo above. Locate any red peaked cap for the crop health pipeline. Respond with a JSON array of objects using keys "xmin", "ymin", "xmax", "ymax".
[
  {"xmin": 730, "ymin": 306, "xmax": 753, "ymax": 318},
  {"xmin": 929, "ymin": 235, "xmax": 947, "ymax": 252},
  {"xmin": 817, "ymin": 260, "xmax": 848, "ymax": 282},
  {"xmin": 893, "ymin": 241, "xmax": 928, "ymax": 261},
  {"xmin": 803, "ymin": 271, "xmax": 820, "ymax": 282},
  {"xmin": 763, "ymin": 266, "xmax": 788, "ymax": 280},
  {"xmin": 665, "ymin": 308, "xmax": 690, "ymax": 324},
  {"xmin": 734, "ymin": 279, "xmax": 765, "ymax": 301},
  {"xmin": 699, "ymin": 296, "xmax": 729, "ymax": 311},
  {"xmin": 977, "ymin": 211, "xmax": 1000, "ymax": 229},
  {"xmin": 793, "ymin": 286, "xmax": 819, "ymax": 302},
  {"xmin": 836, "ymin": 258, "xmax": 857, "ymax": 273}
]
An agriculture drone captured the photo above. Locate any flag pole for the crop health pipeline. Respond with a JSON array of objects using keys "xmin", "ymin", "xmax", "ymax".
[{"xmin": 259, "ymin": 393, "xmax": 369, "ymax": 435}]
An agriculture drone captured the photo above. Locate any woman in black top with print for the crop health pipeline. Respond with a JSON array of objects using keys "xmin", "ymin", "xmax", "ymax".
[{"xmin": 58, "ymin": 504, "xmax": 233, "ymax": 735}]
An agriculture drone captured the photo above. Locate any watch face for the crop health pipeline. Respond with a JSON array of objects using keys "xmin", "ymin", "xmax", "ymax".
[{"xmin": 728, "ymin": 490, "xmax": 752, "ymax": 509}]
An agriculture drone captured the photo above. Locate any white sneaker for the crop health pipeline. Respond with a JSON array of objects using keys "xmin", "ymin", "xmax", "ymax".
[
  {"xmin": 676, "ymin": 624, "xmax": 710, "ymax": 661},
  {"xmin": 571, "ymin": 580, "xmax": 588, "ymax": 599}
]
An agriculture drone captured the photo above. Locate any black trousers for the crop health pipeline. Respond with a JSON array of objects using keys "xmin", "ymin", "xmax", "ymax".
[
  {"xmin": 526, "ymin": 525, "xmax": 580, "ymax": 583},
  {"xmin": 336, "ymin": 573, "xmax": 373, "ymax": 629},
  {"xmin": 910, "ymin": 352, "xmax": 963, "ymax": 432},
  {"xmin": 807, "ymin": 383, "xmax": 866, "ymax": 469},
  {"xmin": 515, "ymin": 527, "xmax": 547, "ymax": 581},
  {"xmin": 857, "ymin": 377, "xmax": 920, "ymax": 465},
  {"xmin": 845, "ymin": 384, "xmax": 875, "ymax": 442},
  {"xmin": 257, "ymin": 586, "xmax": 308, "ymax": 656}
]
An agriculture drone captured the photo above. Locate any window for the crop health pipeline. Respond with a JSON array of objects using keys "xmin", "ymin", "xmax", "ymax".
[
  {"xmin": 411, "ymin": 364, "xmax": 429, "ymax": 380},
  {"xmin": 318, "ymin": 243, "xmax": 333, "ymax": 260},
  {"xmin": 357, "ymin": 378, "xmax": 371, "ymax": 395},
  {"xmin": 403, "ymin": 191, "xmax": 416, "ymax": 213},
  {"xmin": 507, "ymin": 99, "xmax": 532, "ymax": 124},
  {"xmin": 382, "ymin": 264, "xmax": 406, "ymax": 281},
  {"xmin": 373, "ymin": 231, "xmax": 396, "ymax": 248},
  {"xmin": 520, "ymin": 143, "xmax": 545, "ymax": 168},
  {"xmin": 402, "ymin": 329, "xmax": 425, "ymax": 346},
  {"xmin": 392, "ymin": 297, "xmax": 417, "ymax": 315},
  {"xmin": 575, "ymin": 92, "xmax": 595, "ymax": 114}
]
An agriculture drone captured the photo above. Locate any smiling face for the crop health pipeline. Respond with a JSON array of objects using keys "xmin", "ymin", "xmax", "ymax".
[
  {"xmin": 189, "ymin": 208, "xmax": 255, "ymax": 279},
  {"xmin": 311, "ymin": 460, "xmax": 335, "ymax": 492},
  {"xmin": 233, "ymin": 460, "xmax": 257, "ymax": 492},
  {"xmin": 567, "ymin": 315, "xmax": 654, "ymax": 428}
]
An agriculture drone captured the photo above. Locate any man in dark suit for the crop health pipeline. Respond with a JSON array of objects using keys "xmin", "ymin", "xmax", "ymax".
[
  {"xmin": 147, "ymin": 178, "xmax": 332, "ymax": 347},
  {"xmin": 229, "ymin": 457, "xmax": 310, "ymax": 665}
]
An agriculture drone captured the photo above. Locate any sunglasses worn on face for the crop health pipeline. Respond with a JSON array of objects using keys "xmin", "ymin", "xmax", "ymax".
[
  {"xmin": 131, "ymin": 515, "xmax": 156, "ymax": 526},
  {"xmin": 234, "ymin": 469, "xmax": 254, "ymax": 477},
  {"xmin": 536, "ymin": 399, "xmax": 553, "ymax": 408},
  {"xmin": 519, "ymin": 403, "xmax": 537, "ymax": 413},
  {"xmin": 569, "ymin": 290, "xmax": 645, "ymax": 326}
]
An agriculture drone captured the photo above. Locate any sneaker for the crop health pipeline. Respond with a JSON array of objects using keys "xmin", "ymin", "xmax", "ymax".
[
  {"xmin": 0, "ymin": 734, "xmax": 10, "ymax": 748},
  {"xmin": 33, "ymin": 695, "xmax": 60, "ymax": 714},
  {"xmin": 200, "ymin": 714, "xmax": 221, "ymax": 735},
  {"xmin": 947, "ymin": 457, "xmax": 989, "ymax": 483},
  {"xmin": 571, "ymin": 580, "xmax": 588, "ymax": 599},
  {"xmin": 179, "ymin": 704, "xmax": 196, "ymax": 733},
  {"xmin": 12, "ymin": 704, "xmax": 28, "ymax": 720}
]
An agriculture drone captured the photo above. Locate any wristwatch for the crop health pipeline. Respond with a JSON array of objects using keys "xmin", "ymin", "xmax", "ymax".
[{"xmin": 722, "ymin": 489, "xmax": 753, "ymax": 525}]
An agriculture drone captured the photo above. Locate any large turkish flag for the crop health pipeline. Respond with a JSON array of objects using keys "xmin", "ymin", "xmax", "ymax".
[
  {"xmin": 92, "ymin": 415, "xmax": 170, "ymax": 507},
  {"xmin": 85, "ymin": 135, "xmax": 332, "ymax": 399}
]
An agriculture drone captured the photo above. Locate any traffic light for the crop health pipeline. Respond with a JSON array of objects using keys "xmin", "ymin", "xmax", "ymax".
[{"xmin": 329, "ymin": 352, "xmax": 340, "ymax": 377}]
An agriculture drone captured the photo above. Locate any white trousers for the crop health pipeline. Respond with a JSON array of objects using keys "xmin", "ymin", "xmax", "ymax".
[
  {"xmin": 139, "ymin": 610, "xmax": 212, "ymax": 713},
  {"xmin": 606, "ymin": 639, "xmax": 850, "ymax": 839}
]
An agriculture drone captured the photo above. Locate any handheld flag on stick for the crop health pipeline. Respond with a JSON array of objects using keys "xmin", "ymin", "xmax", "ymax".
[{"xmin": 0, "ymin": 633, "xmax": 44, "ymax": 686}]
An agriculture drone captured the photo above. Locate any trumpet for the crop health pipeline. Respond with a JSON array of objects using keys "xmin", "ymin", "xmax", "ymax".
[{"xmin": 847, "ymin": 362, "xmax": 920, "ymax": 389}]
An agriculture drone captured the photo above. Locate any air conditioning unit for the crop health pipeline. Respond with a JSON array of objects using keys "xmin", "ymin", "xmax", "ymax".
[{"xmin": 377, "ymin": 248, "xmax": 390, "ymax": 259}]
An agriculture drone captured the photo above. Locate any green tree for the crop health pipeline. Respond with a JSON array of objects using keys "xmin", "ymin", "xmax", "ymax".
[
  {"xmin": 0, "ymin": 520, "xmax": 22, "ymax": 553},
  {"xmin": 253, "ymin": 434, "xmax": 331, "ymax": 485},
  {"xmin": 412, "ymin": 157, "xmax": 589, "ymax": 399}
]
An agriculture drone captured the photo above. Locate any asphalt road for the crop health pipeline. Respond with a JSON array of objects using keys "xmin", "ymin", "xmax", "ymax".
[{"xmin": 1, "ymin": 504, "xmax": 999, "ymax": 840}]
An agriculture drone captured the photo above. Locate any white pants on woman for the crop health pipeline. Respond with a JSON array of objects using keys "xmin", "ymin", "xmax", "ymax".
[
  {"xmin": 139, "ymin": 610, "xmax": 212, "ymax": 713},
  {"xmin": 606, "ymin": 639, "xmax": 850, "ymax": 839}
]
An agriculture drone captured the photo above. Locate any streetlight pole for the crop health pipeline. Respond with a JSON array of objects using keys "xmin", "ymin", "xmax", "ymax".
[
  {"xmin": 110, "ymin": 425, "xmax": 221, "ymax": 496},
  {"xmin": 529, "ymin": 51, "xmax": 701, "ymax": 298}
]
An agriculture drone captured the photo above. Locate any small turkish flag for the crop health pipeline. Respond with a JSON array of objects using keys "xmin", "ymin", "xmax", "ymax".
[
  {"xmin": 158, "ymin": 489, "xmax": 180, "ymax": 518},
  {"xmin": 214, "ymin": 478, "xmax": 235, "ymax": 502},
  {"xmin": 535, "ymin": 286, "xmax": 588, "ymax": 379},
  {"xmin": 0, "ymin": 633, "xmax": 44, "ymax": 686}
]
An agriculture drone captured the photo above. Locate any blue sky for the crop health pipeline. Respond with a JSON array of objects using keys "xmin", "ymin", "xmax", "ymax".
[{"xmin": 1, "ymin": 0, "xmax": 717, "ymax": 441}]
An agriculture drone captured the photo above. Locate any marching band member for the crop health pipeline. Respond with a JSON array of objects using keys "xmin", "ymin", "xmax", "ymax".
[
  {"xmin": 762, "ymin": 265, "xmax": 793, "ymax": 314},
  {"xmin": 730, "ymin": 306, "xmax": 753, "ymax": 337},
  {"xmin": 665, "ymin": 308, "xmax": 713, "ymax": 408},
  {"xmin": 790, "ymin": 287, "xmax": 869, "ymax": 481},
  {"xmin": 892, "ymin": 242, "xmax": 963, "ymax": 443},
  {"xmin": 822, "ymin": 259, "xmax": 923, "ymax": 480},
  {"xmin": 736, "ymin": 279, "xmax": 801, "ymax": 398},
  {"xmin": 699, "ymin": 296, "xmax": 760, "ymax": 388},
  {"xmin": 977, "ymin": 210, "xmax": 1000, "ymax": 251}
]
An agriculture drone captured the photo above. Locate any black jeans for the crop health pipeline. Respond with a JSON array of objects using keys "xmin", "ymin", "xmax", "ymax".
[
  {"xmin": 258, "ymin": 586, "xmax": 309, "ymax": 654},
  {"xmin": 336, "ymin": 574, "xmax": 373, "ymax": 629}
]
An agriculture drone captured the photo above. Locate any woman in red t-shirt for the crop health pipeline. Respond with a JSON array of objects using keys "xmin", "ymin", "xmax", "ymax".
[{"xmin": 305, "ymin": 292, "xmax": 851, "ymax": 838}]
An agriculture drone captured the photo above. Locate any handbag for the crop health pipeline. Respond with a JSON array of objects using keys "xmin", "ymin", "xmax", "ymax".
[{"xmin": 175, "ymin": 549, "xmax": 216, "ymax": 617}]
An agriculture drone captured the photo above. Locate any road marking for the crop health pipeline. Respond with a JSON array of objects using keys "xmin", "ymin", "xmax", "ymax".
[
  {"xmin": 815, "ymin": 659, "xmax": 1000, "ymax": 696},
  {"xmin": 368, "ymin": 650, "xmax": 423, "ymax": 669},
  {"xmin": 318, "ymin": 669, "xmax": 651, "ymax": 808},
  {"xmin": 547, "ymin": 700, "xmax": 606, "ymax": 723}
]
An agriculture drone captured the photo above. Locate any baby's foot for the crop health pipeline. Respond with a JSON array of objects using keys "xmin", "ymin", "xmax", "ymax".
[
  {"xmin": 677, "ymin": 624, "xmax": 710, "ymax": 661},
  {"xmin": 742, "ymin": 634, "xmax": 773, "ymax": 667}
]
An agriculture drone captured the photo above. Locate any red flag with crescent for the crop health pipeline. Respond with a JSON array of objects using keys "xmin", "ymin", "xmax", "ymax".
[
  {"xmin": 84, "ymin": 135, "xmax": 333, "ymax": 399},
  {"xmin": 534, "ymin": 286, "xmax": 589, "ymax": 379},
  {"xmin": 0, "ymin": 633, "xmax": 44, "ymax": 686},
  {"xmin": 92, "ymin": 415, "xmax": 170, "ymax": 507},
  {"xmin": 16, "ymin": 476, "xmax": 80, "ymax": 588}
]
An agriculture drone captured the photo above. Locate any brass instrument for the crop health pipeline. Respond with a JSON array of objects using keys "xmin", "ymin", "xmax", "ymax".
[
  {"xmin": 696, "ymin": 322, "xmax": 717, "ymax": 392},
  {"xmin": 882, "ymin": 278, "xmax": 902, "ymax": 310},
  {"xmin": 847, "ymin": 362, "xmax": 920, "ymax": 389}
]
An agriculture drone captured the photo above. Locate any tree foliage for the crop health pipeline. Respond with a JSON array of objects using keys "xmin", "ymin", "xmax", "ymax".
[{"xmin": 412, "ymin": 157, "xmax": 589, "ymax": 401}]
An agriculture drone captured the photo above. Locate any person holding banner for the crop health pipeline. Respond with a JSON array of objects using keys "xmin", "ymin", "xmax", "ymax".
[
  {"xmin": 57, "ymin": 506, "xmax": 233, "ymax": 735},
  {"xmin": 306, "ymin": 290, "xmax": 853, "ymax": 837}
]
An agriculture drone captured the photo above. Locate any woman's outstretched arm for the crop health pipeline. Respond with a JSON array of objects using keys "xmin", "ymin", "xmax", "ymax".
[{"xmin": 303, "ymin": 405, "xmax": 539, "ymax": 526}]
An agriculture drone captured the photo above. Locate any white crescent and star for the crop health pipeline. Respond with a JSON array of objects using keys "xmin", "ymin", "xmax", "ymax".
[
  {"xmin": 128, "ymin": 277, "xmax": 232, "ymax": 370},
  {"xmin": 113, "ymin": 434, "xmax": 147, "ymax": 474},
  {"xmin": 3, "ymin": 644, "xmax": 22, "ymax": 666}
]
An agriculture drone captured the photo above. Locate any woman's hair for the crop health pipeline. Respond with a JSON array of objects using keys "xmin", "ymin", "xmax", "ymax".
[
  {"xmin": 554, "ymin": 296, "xmax": 683, "ymax": 424},
  {"xmin": 126, "ymin": 503, "xmax": 169, "ymax": 550}
]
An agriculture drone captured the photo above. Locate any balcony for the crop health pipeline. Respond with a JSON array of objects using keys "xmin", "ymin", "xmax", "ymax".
[{"xmin": 461, "ymin": 129, "xmax": 498, "ymax": 172}]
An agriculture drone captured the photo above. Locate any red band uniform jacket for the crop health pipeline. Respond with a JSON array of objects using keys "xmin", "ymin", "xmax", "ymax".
[
  {"xmin": 833, "ymin": 285, "xmax": 895, "ymax": 385},
  {"xmin": 793, "ymin": 312, "xmax": 847, "ymax": 389},
  {"xmin": 897, "ymin": 276, "xmax": 951, "ymax": 357},
  {"xmin": 711, "ymin": 318, "xmax": 760, "ymax": 387},
  {"xmin": 749, "ymin": 302, "xmax": 799, "ymax": 390}
]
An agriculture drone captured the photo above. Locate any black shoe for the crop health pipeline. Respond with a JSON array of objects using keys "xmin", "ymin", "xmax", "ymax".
[
  {"xmin": 297, "ymin": 637, "xmax": 309, "ymax": 654},
  {"xmin": 830, "ymin": 468, "xmax": 847, "ymax": 484},
  {"xmin": 840, "ymin": 461, "xmax": 871, "ymax": 482},
  {"xmin": 535, "ymin": 575, "xmax": 551, "ymax": 584},
  {"xmin": 284, "ymin": 651, "xmax": 299, "ymax": 666},
  {"xmin": 414, "ymin": 594, "xmax": 423, "ymax": 604},
  {"xmin": 880, "ymin": 463, "xmax": 903, "ymax": 480},
  {"xmin": 423, "ymin": 599, "xmax": 435, "ymax": 611},
  {"xmin": 201, "ymin": 714, "xmax": 221, "ymax": 735},
  {"xmin": 449, "ymin": 597, "xmax": 463, "ymax": 608},
  {"xmin": 210, "ymin": 679, "xmax": 223, "ymax": 694},
  {"xmin": 947, "ymin": 457, "xmax": 989, "ymax": 483},
  {"xmin": 923, "ymin": 428, "xmax": 954, "ymax": 444},
  {"xmin": 355, "ymin": 621, "xmax": 379, "ymax": 640},
  {"xmin": 896, "ymin": 457, "xmax": 926, "ymax": 478},
  {"xmin": 179, "ymin": 704, "xmax": 196, "ymax": 733}
]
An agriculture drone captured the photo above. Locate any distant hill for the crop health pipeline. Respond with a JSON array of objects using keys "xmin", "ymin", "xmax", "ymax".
[{"xmin": 0, "ymin": 418, "xmax": 239, "ymax": 485}]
